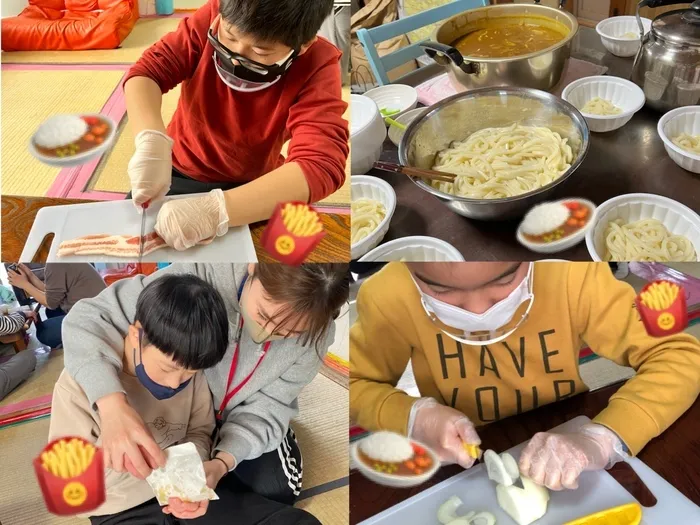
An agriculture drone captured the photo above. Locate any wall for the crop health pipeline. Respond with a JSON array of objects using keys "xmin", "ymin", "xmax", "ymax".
[{"xmin": 1, "ymin": 0, "xmax": 27, "ymax": 18}]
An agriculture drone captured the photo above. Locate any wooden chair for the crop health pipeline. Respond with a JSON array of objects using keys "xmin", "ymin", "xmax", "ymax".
[{"xmin": 356, "ymin": 0, "xmax": 488, "ymax": 86}]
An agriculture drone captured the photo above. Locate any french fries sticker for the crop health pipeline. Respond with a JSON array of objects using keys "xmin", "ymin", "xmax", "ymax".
[
  {"xmin": 34, "ymin": 436, "xmax": 105, "ymax": 515},
  {"xmin": 635, "ymin": 280, "xmax": 688, "ymax": 337},
  {"xmin": 261, "ymin": 201, "xmax": 326, "ymax": 265},
  {"xmin": 281, "ymin": 203, "xmax": 323, "ymax": 237}
]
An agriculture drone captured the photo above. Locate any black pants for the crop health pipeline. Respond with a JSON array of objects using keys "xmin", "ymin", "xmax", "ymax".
[
  {"xmin": 89, "ymin": 491, "xmax": 320, "ymax": 525},
  {"xmin": 125, "ymin": 168, "xmax": 239, "ymax": 199},
  {"xmin": 90, "ymin": 430, "xmax": 311, "ymax": 525}
]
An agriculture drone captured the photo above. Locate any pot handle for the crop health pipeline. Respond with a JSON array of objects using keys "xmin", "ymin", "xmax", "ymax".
[
  {"xmin": 420, "ymin": 42, "xmax": 478, "ymax": 75},
  {"xmin": 638, "ymin": 0, "xmax": 700, "ymax": 29},
  {"xmin": 533, "ymin": 0, "xmax": 569, "ymax": 10}
]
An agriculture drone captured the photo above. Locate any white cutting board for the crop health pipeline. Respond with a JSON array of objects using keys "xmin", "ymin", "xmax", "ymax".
[
  {"xmin": 20, "ymin": 195, "xmax": 258, "ymax": 263},
  {"xmin": 358, "ymin": 416, "xmax": 700, "ymax": 525}
]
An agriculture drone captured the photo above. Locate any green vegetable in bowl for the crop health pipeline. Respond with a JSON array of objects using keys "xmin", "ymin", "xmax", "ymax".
[{"xmin": 380, "ymin": 108, "xmax": 400, "ymax": 117}]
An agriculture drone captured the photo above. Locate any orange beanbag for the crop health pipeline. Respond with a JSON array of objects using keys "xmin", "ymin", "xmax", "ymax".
[{"xmin": 1, "ymin": 0, "xmax": 139, "ymax": 51}]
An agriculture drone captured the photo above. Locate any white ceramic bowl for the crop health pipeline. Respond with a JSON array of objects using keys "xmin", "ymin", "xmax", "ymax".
[
  {"xmin": 29, "ymin": 113, "xmax": 117, "ymax": 168},
  {"xmin": 351, "ymin": 175, "xmax": 397, "ymax": 260},
  {"xmin": 351, "ymin": 439, "xmax": 440, "ymax": 488},
  {"xmin": 585, "ymin": 193, "xmax": 700, "ymax": 261},
  {"xmin": 658, "ymin": 106, "xmax": 700, "ymax": 174},
  {"xmin": 562, "ymin": 76, "xmax": 645, "ymax": 133},
  {"xmin": 388, "ymin": 108, "xmax": 425, "ymax": 147},
  {"xmin": 364, "ymin": 84, "xmax": 419, "ymax": 126},
  {"xmin": 596, "ymin": 16, "xmax": 652, "ymax": 58},
  {"xmin": 517, "ymin": 199, "xmax": 597, "ymax": 254},
  {"xmin": 351, "ymin": 95, "xmax": 387, "ymax": 175},
  {"xmin": 359, "ymin": 236, "xmax": 464, "ymax": 262}
]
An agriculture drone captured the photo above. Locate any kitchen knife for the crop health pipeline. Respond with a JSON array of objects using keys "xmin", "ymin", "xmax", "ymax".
[{"xmin": 138, "ymin": 201, "xmax": 150, "ymax": 264}]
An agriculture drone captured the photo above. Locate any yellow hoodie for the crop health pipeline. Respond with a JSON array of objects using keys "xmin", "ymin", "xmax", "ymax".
[{"xmin": 350, "ymin": 262, "xmax": 700, "ymax": 455}]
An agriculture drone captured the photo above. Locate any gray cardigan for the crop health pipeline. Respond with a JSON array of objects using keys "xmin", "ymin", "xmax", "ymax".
[{"xmin": 62, "ymin": 263, "xmax": 332, "ymax": 466}]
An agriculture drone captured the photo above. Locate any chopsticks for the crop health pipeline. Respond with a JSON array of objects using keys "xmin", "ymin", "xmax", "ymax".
[{"xmin": 373, "ymin": 161, "xmax": 456, "ymax": 184}]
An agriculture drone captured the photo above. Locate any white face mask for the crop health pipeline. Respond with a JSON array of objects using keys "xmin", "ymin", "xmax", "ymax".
[{"xmin": 415, "ymin": 263, "xmax": 535, "ymax": 346}]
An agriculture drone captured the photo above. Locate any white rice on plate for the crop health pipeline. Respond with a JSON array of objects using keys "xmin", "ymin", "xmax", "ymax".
[
  {"xmin": 359, "ymin": 431, "xmax": 414, "ymax": 463},
  {"xmin": 521, "ymin": 202, "xmax": 570, "ymax": 236},
  {"xmin": 34, "ymin": 115, "xmax": 88, "ymax": 149}
]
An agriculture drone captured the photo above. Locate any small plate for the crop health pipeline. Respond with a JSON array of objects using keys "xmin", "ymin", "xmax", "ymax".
[
  {"xmin": 517, "ymin": 198, "xmax": 597, "ymax": 254},
  {"xmin": 351, "ymin": 438, "xmax": 440, "ymax": 488},
  {"xmin": 29, "ymin": 113, "xmax": 117, "ymax": 168}
]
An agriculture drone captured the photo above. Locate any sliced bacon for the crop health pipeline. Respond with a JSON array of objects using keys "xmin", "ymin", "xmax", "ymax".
[{"xmin": 57, "ymin": 232, "xmax": 167, "ymax": 258}]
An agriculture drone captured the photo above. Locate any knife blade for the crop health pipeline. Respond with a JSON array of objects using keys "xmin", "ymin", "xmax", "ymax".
[
  {"xmin": 139, "ymin": 201, "xmax": 150, "ymax": 265},
  {"xmin": 512, "ymin": 476, "xmax": 525, "ymax": 489}
]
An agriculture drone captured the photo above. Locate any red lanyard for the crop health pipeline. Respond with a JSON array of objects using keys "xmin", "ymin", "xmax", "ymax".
[{"xmin": 216, "ymin": 315, "xmax": 271, "ymax": 420}]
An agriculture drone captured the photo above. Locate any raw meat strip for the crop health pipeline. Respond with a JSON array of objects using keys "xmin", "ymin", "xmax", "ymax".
[{"xmin": 57, "ymin": 232, "xmax": 167, "ymax": 258}]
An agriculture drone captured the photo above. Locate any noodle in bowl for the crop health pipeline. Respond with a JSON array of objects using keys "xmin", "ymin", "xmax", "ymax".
[{"xmin": 399, "ymin": 87, "xmax": 589, "ymax": 220}]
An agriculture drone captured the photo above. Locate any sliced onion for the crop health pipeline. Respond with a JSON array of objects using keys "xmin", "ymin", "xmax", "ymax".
[
  {"xmin": 484, "ymin": 449, "xmax": 513, "ymax": 487},
  {"xmin": 438, "ymin": 495, "xmax": 463, "ymax": 524},
  {"xmin": 500, "ymin": 452, "xmax": 520, "ymax": 481},
  {"xmin": 470, "ymin": 512, "xmax": 496, "ymax": 525}
]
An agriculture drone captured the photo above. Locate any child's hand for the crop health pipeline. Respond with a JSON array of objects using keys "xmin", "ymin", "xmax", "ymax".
[
  {"xmin": 203, "ymin": 459, "xmax": 227, "ymax": 489},
  {"xmin": 128, "ymin": 130, "xmax": 173, "ymax": 207},
  {"xmin": 163, "ymin": 497, "xmax": 209, "ymax": 519},
  {"xmin": 155, "ymin": 189, "xmax": 230, "ymax": 251}
]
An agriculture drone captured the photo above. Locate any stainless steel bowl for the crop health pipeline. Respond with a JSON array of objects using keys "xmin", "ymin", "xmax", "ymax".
[{"xmin": 398, "ymin": 87, "xmax": 590, "ymax": 221}]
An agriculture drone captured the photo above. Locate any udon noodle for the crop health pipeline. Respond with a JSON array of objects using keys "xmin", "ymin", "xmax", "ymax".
[
  {"xmin": 430, "ymin": 124, "xmax": 574, "ymax": 199},
  {"xmin": 582, "ymin": 97, "xmax": 622, "ymax": 116},
  {"xmin": 672, "ymin": 132, "xmax": 700, "ymax": 154},
  {"xmin": 351, "ymin": 198, "xmax": 386, "ymax": 244},
  {"xmin": 604, "ymin": 218, "xmax": 697, "ymax": 261}
]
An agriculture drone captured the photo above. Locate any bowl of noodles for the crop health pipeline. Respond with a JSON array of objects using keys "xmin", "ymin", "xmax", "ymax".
[
  {"xmin": 351, "ymin": 175, "xmax": 397, "ymax": 260},
  {"xmin": 585, "ymin": 193, "xmax": 700, "ymax": 262},
  {"xmin": 658, "ymin": 106, "xmax": 700, "ymax": 174},
  {"xmin": 398, "ymin": 87, "xmax": 590, "ymax": 220}
]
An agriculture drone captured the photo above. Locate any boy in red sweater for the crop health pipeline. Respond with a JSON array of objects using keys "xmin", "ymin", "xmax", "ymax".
[{"xmin": 125, "ymin": 0, "xmax": 348, "ymax": 251}]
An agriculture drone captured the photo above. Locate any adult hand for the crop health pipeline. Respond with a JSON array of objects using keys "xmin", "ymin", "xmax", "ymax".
[
  {"xmin": 128, "ymin": 129, "xmax": 174, "ymax": 207},
  {"xmin": 163, "ymin": 498, "xmax": 209, "ymax": 519},
  {"xmin": 409, "ymin": 398, "xmax": 481, "ymax": 469},
  {"xmin": 155, "ymin": 189, "xmax": 229, "ymax": 251},
  {"xmin": 7, "ymin": 268, "xmax": 29, "ymax": 289},
  {"xmin": 24, "ymin": 310, "xmax": 38, "ymax": 323},
  {"xmin": 96, "ymin": 393, "xmax": 166, "ymax": 479},
  {"xmin": 519, "ymin": 423, "xmax": 627, "ymax": 491},
  {"xmin": 203, "ymin": 459, "xmax": 228, "ymax": 490}
]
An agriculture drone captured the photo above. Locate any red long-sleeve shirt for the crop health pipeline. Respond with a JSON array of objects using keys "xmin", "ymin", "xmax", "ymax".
[{"xmin": 124, "ymin": 0, "xmax": 348, "ymax": 203}]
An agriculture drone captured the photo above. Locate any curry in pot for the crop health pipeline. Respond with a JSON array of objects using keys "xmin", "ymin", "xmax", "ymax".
[{"xmin": 452, "ymin": 17, "xmax": 568, "ymax": 58}]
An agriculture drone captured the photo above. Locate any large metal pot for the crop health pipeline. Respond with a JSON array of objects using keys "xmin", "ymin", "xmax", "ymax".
[
  {"xmin": 420, "ymin": 3, "xmax": 578, "ymax": 92},
  {"xmin": 631, "ymin": 0, "xmax": 700, "ymax": 112},
  {"xmin": 398, "ymin": 87, "xmax": 590, "ymax": 221}
]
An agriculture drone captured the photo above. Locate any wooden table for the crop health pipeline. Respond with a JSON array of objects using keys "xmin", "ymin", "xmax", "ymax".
[
  {"xmin": 363, "ymin": 27, "xmax": 700, "ymax": 261},
  {"xmin": 1, "ymin": 196, "xmax": 350, "ymax": 263},
  {"xmin": 349, "ymin": 381, "xmax": 700, "ymax": 523}
]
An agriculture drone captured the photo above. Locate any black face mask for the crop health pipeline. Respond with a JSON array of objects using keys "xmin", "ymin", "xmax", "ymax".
[{"xmin": 207, "ymin": 28, "xmax": 299, "ymax": 85}]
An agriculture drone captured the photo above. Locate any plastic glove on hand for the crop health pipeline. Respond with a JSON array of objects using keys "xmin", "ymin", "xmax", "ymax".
[
  {"xmin": 128, "ymin": 130, "xmax": 174, "ymax": 207},
  {"xmin": 519, "ymin": 423, "xmax": 627, "ymax": 491},
  {"xmin": 155, "ymin": 189, "xmax": 229, "ymax": 251},
  {"xmin": 409, "ymin": 398, "xmax": 481, "ymax": 470}
]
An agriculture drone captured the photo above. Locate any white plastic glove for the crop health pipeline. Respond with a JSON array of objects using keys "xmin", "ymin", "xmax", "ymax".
[
  {"xmin": 154, "ymin": 189, "xmax": 229, "ymax": 251},
  {"xmin": 408, "ymin": 398, "xmax": 481, "ymax": 469},
  {"xmin": 128, "ymin": 130, "xmax": 174, "ymax": 207},
  {"xmin": 519, "ymin": 423, "xmax": 628, "ymax": 491}
]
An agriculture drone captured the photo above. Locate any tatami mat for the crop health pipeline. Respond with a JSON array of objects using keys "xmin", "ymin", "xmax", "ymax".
[
  {"xmin": 175, "ymin": 0, "xmax": 207, "ymax": 9},
  {"xmin": 91, "ymin": 86, "xmax": 182, "ymax": 193},
  {"xmin": 1, "ymin": 69, "xmax": 124, "ymax": 196},
  {"xmin": 0, "ymin": 370, "xmax": 347, "ymax": 525},
  {"xmin": 294, "ymin": 374, "xmax": 349, "ymax": 490},
  {"xmin": 0, "ymin": 349, "xmax": 64, "ymax": 410},
  {"xmin": 0, "ymin": 18, "xmax": 182, "ymax": 65},
  {"xmin": 296, "ymin": 486, "xmax": 349, "ymax": 525}
]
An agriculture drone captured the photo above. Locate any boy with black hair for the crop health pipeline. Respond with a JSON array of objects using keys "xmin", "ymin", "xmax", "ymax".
[
  {"xmin": 49, "ymin": 274, "xmax": 231, "ymax": 523},
  {"xmin": 125, "ymin": 0, "xmax": 348, "ymax": 252}
]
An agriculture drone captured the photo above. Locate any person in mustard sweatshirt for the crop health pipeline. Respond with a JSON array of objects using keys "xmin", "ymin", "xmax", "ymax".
[{"xmin": 350, "ymin": 262, "xmax": 700, "ymax": 492}]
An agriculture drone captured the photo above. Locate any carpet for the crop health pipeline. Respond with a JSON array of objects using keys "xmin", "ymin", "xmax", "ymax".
[
  {"xmin": 0, "ymin": 18, "xmax": 183, "ymax": 65},
  {"xmin": 0, "ymin": 370, "xmax": 348, "ymax": 525},
  {"xmin": 0, "ymin": 349, "xmax": 64, "ymax": 411},
  {"xmin": 175, "ymin": 0, "xmax": 207, "ymax": 9},
  {"xmin": 1, "ymin": 70, "xmax": 125, "ymax": 196}
]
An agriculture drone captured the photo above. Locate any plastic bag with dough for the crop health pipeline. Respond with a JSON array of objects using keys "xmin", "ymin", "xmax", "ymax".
[{"xmin": 146, "ymin": 442, "xmax": 219, "ymax": 505}]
